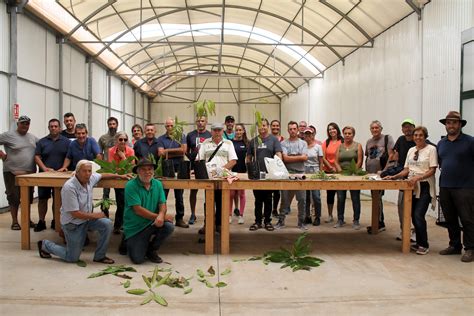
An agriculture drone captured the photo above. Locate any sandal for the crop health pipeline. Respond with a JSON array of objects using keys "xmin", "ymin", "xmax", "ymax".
[
  {"xmin": 264, "ymin": 223, "xmax": 275, "ymax": 231},
  {"xmin": 37, "ymin": 240, "xmax": 51, "ymax": 258},
  {"xmin": 93, "ymin": 256, "xmax": 115, "ymax": 264},
  {"xmin": 11, "ymin": 223, "xmax": 21, "ymax": 230},
  {"xmin": 249, "ymin": 223, "xmax": 262, "ymax": 231}
]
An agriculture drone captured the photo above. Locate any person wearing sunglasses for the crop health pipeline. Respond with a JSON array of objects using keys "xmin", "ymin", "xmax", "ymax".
[
  {"xmin": 383, "ymin": 126, "xmax": 437, "ymax": 255},
  {"xmin": 108, "ymin": 131, "xmax": 135, "ymax": 234}
]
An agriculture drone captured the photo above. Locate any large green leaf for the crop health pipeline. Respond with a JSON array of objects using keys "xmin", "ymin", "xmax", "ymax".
[{"xmin": 126, "ymin": 288, "xmax": 147, "ymax": 295}]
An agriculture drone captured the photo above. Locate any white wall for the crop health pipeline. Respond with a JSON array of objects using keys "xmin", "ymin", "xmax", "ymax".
[{"xmin": 281, "ymin": 0, "xmax": 472, "ymax": 204}]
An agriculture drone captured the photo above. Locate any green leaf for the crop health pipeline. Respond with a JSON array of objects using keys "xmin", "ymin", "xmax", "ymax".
[
  {"xmin": 215, "ymin": 282, "xmax": 227, "ymax": 288},
  {"xmin": 142, "ymin": 275, "xmax": 152, "ymax": 288},
  {"xmin": 184, "ymin": 288, "xmax": 193, "ymax": 295},
  {"xmin": 197, "ymin": 269, "xmax": 205, "ymax": 278},
  {"xmin": 220, "ymin": 268, "xmax": 231, "ymax": 276},
  {"xmin": 232, "ymin": 258, "xmax": 247, "ymax": 262},
  {"xmin": 151, "ymin": 266, "xmax": 159, "ymax": 285},
  {"xmin": 156, "ymin": 272, "xmax": 171, "ymax": 287},
  {"xmin": 153, "ymin": 293, "xmax": 168, "ymax": 306},
  {"xmin": 141, "ymin": 293, "xmax": 154, "ymax": 305},
  {"xmin": 207, "ymin": 266, "xmax": 215, "ymax": 276},
  {"xmin": 123, "ymin": 280, "xmax": 131, "ymax": 288},
  {"xmin": 76, "ymin": 260, "xmax": 87, "ymax": 267},
  {"xmin": 205, "ymin": 280, "xmax": 214, "ymax": 288},
  {"xmin": 126, "ymin": 288, "xmax": 147, "ymax": 295},
  {"xmin": 88, "ymin": 271, "xmax": 106, "ymax": 278},
  {"xmin": 248, "ymin": 256, "xmax": 263, "ymax": 261}
]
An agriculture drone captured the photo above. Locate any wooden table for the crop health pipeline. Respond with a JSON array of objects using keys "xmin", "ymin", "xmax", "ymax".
[
  {"xmin": 219, "ymin": 175, "xmax": 414, "ymax": 254},
  {"xmin": 16, "ymin": 172, "xmax": 216, "ymax": 254}
]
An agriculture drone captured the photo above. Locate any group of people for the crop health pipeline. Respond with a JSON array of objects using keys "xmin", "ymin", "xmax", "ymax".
[{"xmin": 0, "ymin": 110, "xmax": 472, "ymax": 264}]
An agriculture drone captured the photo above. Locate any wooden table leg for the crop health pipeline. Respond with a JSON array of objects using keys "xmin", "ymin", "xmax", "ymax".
[
  {"xmin": 20, "ymin": 186, "xmax": 31, "ymax": 250},
  {"xmin": 370, "ymin": 190, "xmax": 381, "ymax": 234},
  {"xmin": 53, "ymin": 188, "xmax": 61, "ymax": 233},
  {"xmin": 402, "ymin": 190, "xmax": 412, "ymax": 253},
  {"xmin": 221, "ymin": 189, "xmax": 230, "ymax": 254},
  {"xmin": 204, "ymin": 189, "xmax": 214, "ymax": 255}
]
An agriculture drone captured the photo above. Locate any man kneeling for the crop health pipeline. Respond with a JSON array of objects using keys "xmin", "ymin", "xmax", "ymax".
[
  {"xmin": 123, "ymin": 159, "xmax": 174, "ymax": 264},
  {"xmin": 38, "ymin": 160, "xmax": 132, "ymax": 263}
]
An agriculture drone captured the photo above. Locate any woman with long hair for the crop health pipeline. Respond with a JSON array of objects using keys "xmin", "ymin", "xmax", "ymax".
[
  {"xmin": 321, "ymin": 122, "xmax": 343, "ymax": 223},
  {"xmin": 229, "ymin": 123, "xmax": 248, "ymax": 224}
]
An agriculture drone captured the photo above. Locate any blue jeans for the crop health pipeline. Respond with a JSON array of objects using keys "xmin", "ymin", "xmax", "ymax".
[
  {"xmin": 337, "ymin": 190, "xmax": 361, "ymax": 222},
  {"xmin": 43, "ymin": 218, "xmax": 113, "ymax": 262},
  {"xmin": 279, "ymin": 190, "xmax": 306, "ymax": 225},
  {"xmin": 164, "ymin": 189, "xmax": 185, "ymax": 220},
  {"xmin": 305, "ymin": 190, "xmax": 322, "ymax": 218},
  {"xmin": 412, "ymin": 183, "xmax": 431, "ymax": 248},
  {"xmin": 126, "ymin": 221, "xmax": 174, "ymax": 264}
]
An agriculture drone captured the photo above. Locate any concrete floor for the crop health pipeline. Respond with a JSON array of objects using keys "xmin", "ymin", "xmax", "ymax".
[{"xmin": 0, "ymin": 189, "xmax": 473, "ymax": 315}]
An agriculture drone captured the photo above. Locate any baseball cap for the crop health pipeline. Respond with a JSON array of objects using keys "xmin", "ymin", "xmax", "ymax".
[
  {"xmin": 211, "ymin": 122, "xmax": 224, "ymax": 130},
  {"xmin": 18, "ymin": 115, "xmax": 31, "ymax": 123},
  {"xmin": 401, "ymin": 118, "xmax": 415, "ymax": 127},
  {"xmin": 224, "ymin": 115, "xmax": 235, "ymax": 122},
  {"xmin": 303, "ymin": 128, "xmax": 314, "ymax": 134}
]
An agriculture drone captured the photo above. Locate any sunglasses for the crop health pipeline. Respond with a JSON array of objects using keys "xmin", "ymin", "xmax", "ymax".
[
  {"xmin": 118, "ymin": 138, "xmax": 128, "ymax": 142},
  {"xmin": 414, "ymin": 150, "xmax": 419, "ymax": 161}
]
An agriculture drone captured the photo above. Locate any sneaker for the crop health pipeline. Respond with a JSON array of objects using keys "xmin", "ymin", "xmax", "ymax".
[
  {"xmin": 304, "ymin": 217, "xmax": 312, "ymax": 224},
  {"xmin": 275, "ymin": 220, "xmax": 285, "ymax": 229},
  {"xmin": 439, "ymin": 246, "xmax": 462, "ymax": 255},
  {"xmin": 175, "ymin": 219, "xmax": 189, "ymax": 228},
  {"xmin": 333, "ymin": 220, "xmax": 344, "ymax": 228},
  {"xmin": 34, "ymin": 220, "xmax": 46, "ymax": 232},
  {"xmin": 188, "ymin": 214, "xmax": 197, "ymax": 225},
  {"xmin": 410, "ymin": 244, "xmax": 419, "ymax": 252},
  {"xmin": 298, "ymin": 224, "xmax": 308, "ymax": 231},
  {"xmin": 238, "ymin": 216, "xmax": 244, "ymax": 224},
  {"xmin": 272, "ymin": 210, "xmax": 279, "ymax": 218},
  {"xmin": 325, "ymin": 216, "xmax": 334, "ymax": 223},
  {"xmin": 461, "ymin": 250, "xmax": 473, "ymax": 262},
  {"xmin": 352, "ymin": 220, "xmax": 361, "ymax": 230},
  {"xmin": 367, "ymin": 224, "xmax": 386, "ymax": 234},
  {"xmin": 233, "ymin": 208, "xmax": 240, "ymax": 217},
  {"xmin": 396, "ymin": 231, "xmax": 417, "ymax": 242},
  {"xmin": 229, "ymin": 216, "xmax": 232, "ymax": 224},
  {"xmin": 416, "ymin": 246, "xmax": 429, "ymax": 255},
  {"xmin": 313, "ymin": 217, "xmax": 321, "ymax": 226}
]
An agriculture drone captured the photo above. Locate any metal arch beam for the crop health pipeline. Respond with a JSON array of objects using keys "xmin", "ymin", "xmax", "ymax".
[
  {"xmin": 237, "ymin": 0, "xmax": 262, "ymax": 74},
  {"xmin": 148, "ymin": 65, "xmax": 288, "ymax": 96},
  {"xmin": 183, "ymin": 0, "xmax": 200, "ymax": 71},
  {"xmin": 127, "ymin": 43, "xmax": 307, "ymax": 82},
  {"xmin": 156, "ymin": 71, "xmax": 282, "ymax": 101},
  {"xmin": 218, "ymin": 0, "xmax": 225, "ymax": 75},
  {"xmin": 320, "ymin": 0, "xmax": 374, "ymax": 44},
  {"xmin": 91, "ymin": 4, "xmax": 343, "ymax": 61},
  {"xmin": 139, "ymin": 54, "xmax": 298, "ymax": 91},
  {"xmin": 64, "ymin": 0, "xmax": 117, "ymax": 39}
]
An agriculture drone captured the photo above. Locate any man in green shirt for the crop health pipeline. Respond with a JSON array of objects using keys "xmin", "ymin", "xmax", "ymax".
[{"xmin": 123, "ymin": 159, "xmax": 174, "ymax": 264}]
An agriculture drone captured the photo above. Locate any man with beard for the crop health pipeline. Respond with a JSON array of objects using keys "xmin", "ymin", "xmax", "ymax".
[
  {"xmin": 61, "ymin": 112, "xmax": 76, "ymax": 140},
  {"xmin": 223, "ymin": 115, "xmax": 235, "ymax": 140},
  {"xmin": 123, "ymin": 159, "xmax": 174, "ymax": 264}
]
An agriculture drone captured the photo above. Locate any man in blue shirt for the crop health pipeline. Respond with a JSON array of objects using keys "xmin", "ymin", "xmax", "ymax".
[
  {"xmin": 133, "ymin": 123, "xmax": 160, "ymax": 161},
  {"xmin": 59, "ymin": 123, "xmax": 100, "ymax": 171},
  {"xmin": 157, "ymin": 118, "xmax": 188, "ymax": 228},
  {"xmin": 34, "ymin": 118, "xmax": 71, "ymax": 231},
  {"xmin": 437, "ymin": 111, "xmax": 474, "ymax": 263}
]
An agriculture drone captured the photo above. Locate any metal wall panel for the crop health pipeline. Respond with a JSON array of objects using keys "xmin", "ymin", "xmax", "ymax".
[
  {"xmin": 124, "ymin": 85, "xmax": 134, "ymax": 115},
  {"xmin": 45, "ymin": 30, "xmax": 58, "ymax": 89},
  {"xmin": 17, "ymin": 14, "xmax": 46, "ymax": 84},
  {"xmin": 0, "ymin": 2, "xmax": 9, "ymax": 72},
  {"xmin": 110, "ymin": 76, "xmax": 122, "ymax": 111},
  {"xmin": 135, "ymin": 92, "xmax": 144, "ymax": 119},
  {"xmin": 92, "ymin": 63, "xmax": 107, "ymax": 105},
  {"xmin": 0, "ymin": 74, "xmax": 9, "ymax": 208},
  {"xmin": 64, "ymin": 45, "xmax": 87, "ymax": 98}
]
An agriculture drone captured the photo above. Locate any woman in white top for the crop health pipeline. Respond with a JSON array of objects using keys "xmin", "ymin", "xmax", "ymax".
[{"xmin": 384, "ymin": 126, "xmax": 437, "ymax": 255}]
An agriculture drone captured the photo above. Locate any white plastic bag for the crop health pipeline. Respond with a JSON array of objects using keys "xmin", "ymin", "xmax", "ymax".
[{"xmin": 264, "ymin": 155, "xmax": 289, "ymax": 180}]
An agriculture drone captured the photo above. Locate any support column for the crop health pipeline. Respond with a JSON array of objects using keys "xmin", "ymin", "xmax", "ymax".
[
  {"xmin": 87, "ymin": 57, "xmax": 93, "ymax": 134},
  {"xmin": 58, "ymin": 37, "xmax": 64, "ymax": 119},
  {"xmin": 107, "ymin": 71, "xmax": 112, "ymax": 118},
  {"xmin": 8, "ymin": 3, "xmax": 18, "ymax": 130}
]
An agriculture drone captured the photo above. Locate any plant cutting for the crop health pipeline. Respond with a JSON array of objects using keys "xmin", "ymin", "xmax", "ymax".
[
  {"xmin": 88, "ymin": 265, "xmax": 137, "ymax": 279},
  {"xmin": 94, "ymin": 156, "xmax": 137, "ymax": 175},
  {"xmin": 310, "ymin": 171, "xmax": 338, "ymax": 180},
  {"xmin": 93, "ymin": 198, "xmax": 116, "ymax": 210},
  {"xmin": 341, "ymin": 159, "xmax": 367, "ymax": 176},
  {"xmin": 193, "ymin": 99, "xmax": 216, "ymax": 118}
]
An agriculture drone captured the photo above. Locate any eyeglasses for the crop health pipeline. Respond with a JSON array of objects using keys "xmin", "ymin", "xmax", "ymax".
[
  {"xmin": 118, "ymin": 138, "xmax": 128, "ymax": 142},
  {"xmin": 414, "ymin": 150, "xmax": 419, "ymax": 161}
]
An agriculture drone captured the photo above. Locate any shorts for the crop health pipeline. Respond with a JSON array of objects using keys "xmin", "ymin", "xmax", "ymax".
[
  {"xmin": 38, "ymin": 187, "xmax": 53, "ymax": 199},
  {"xmin": 3, "ymin": 171, "xmax": 33, "ymax": 208}
]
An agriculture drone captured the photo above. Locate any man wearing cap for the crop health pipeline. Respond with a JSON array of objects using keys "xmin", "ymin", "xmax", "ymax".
[
  {"xmin": 123, "ymin": 159, "xmax": 175, "ymax": 264},
  {"xmin": 0, "ymin": 115, "xmax": 38, "ymax": 230},
  {"xmin": 224, "ymin": 115, "xmax": 235, "ymax": 140},
  {"xmin": 437, "ymin": 111, "xmax": 474, "ymax": 262},
  {"xmin": 37, "ymin": 160, "xmax": 132, "ymax": 263},
  {"xmin": 34, "ymin": 118, "xmax": 71, "ymax": 231},
  {"xmin": 197, "ymin": 123, "xmax": 237, "ymax": 234}
]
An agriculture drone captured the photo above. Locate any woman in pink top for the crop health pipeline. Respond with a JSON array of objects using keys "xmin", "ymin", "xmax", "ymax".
[
  {"xmin": 108, "ymin": 131, "xmax": 135, "ymax": 234},
  {"xmin": 321, "ymin": 122, "xmax": 343, "ymax": 223}
]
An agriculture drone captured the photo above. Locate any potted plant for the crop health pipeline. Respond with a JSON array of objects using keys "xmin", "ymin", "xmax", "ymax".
[{"xmin": 247, "ymin": 108, "xmax": 264, "ymax": 179}]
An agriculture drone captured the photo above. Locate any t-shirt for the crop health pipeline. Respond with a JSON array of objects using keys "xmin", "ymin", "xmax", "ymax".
[
  {"xmin": 35, "ymin": 135, "xmax": 71, "ymax": 170},
  {"xmin": 322, "ymin": 139, "xmax": 342, "ymax": 172},
  {"xmin": 123, "ymin": 177, "xmax": 166, "ymax": 239},
  {"xmin": 438, "ymin": 133, "xmax": 474, "ymax": 188},
  {"xmin": 304, "ymin": 144, "xmax": 323, "ymax": 173},
  {"xmin": 247, "ymin": 134, "xmax": 283, "ymax": 173},
  {"xmin": 60, "ymin": 173, "xmax": 102, "ymax": 225},
  {"xmin": 186, "ymin": 129, "xmax": 211, "ymax": 158},
  {"xmin": 281, "ymin": 138, "xmax": 308, "ymax": 173},
  {"xmin": 66, "ymin": 137, "xmax": 101, "ymax": 170},
  {"xmin": 232, "ymin": 139, "xmax": 247, "ymax": 173},
  {"xmin": 404, "ymin": 145, "xmax": 438, "ymax": 177},
  {"xmin": 157, "ymin": 134, "xmax": 186, "ymax": 168},
  {"xmin": 393, "ymin": 136, "xmax": 415, "ymax": 167},
  {"xmin": 197, "ymin": 138, "xmax": 237, "ymax": 168},
  {"xmin": 61, "ymin": 130, "xmax": 76, "ymax": 140},
  {"xmin": 0, "ymin": 130, "xmax": 38, "ymax": 172},
  {"xmin": 224, "ymin": 131, "xmax": 235, "ymax": 140},
  {"xmin": 98, "ymin": 132, "xmax": 116, "ymax": 161},
  {"xmin": 365, "ymin": 134, "xmax": 394, "ymax": 173},
  {"xmin": 133, "ymin": 137, "xmax": 160, "ymax": 161}
]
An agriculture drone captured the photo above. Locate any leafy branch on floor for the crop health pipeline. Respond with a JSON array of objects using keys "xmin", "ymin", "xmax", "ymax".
[
  {"xmin": 341, "ymin": 159, "xmax": 367, "ymax": 176},
  {"xmin": 310, "ymin": 171, "xmax": 337, "ymax": 180},
  {"xmin": 196, "ymin": 266, "xmax": 229, "ymax": 288},
  {"xmin": 247, "ymin": 233, "xmax": 324, "ymax": 272},
  {"xmin": 88, "ymin": 265, "xmax": 137, "ymax": 279}
]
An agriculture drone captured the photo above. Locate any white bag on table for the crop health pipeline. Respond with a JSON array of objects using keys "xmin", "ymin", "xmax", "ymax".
[{"xmin": 264, "ymin": 155, "xmax": 289, "ymax": 180}]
